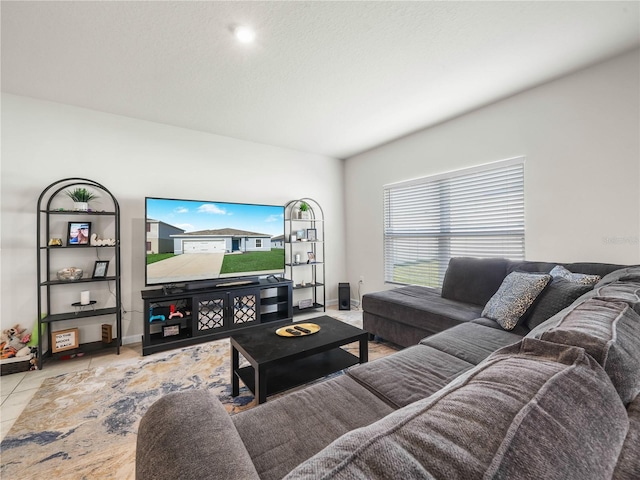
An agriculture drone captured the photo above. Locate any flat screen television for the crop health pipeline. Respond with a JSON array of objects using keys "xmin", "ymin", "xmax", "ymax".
[{"xmin": 145, "ymin": 197, "xmax": 285, "ymax": 287}]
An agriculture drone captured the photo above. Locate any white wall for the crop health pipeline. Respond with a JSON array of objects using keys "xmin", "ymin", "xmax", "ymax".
[
  {"xmin": 0, "ymin": 94, "xmax": 346, "ymax": 342},
  {"xmin": 344, "ymin": 49, "xmax": 640, "ymax": 298}
]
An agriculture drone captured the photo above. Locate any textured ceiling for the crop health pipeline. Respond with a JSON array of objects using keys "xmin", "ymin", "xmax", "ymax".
[{"xmin": 2, "ymin": 1, "xmax": 639, "ymax": 159}]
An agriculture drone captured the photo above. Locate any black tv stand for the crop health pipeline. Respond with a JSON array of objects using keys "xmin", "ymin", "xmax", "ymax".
[
  {"xmin": 163, "ymin": 285, "xmax": 184, "ymax": 295},
  {"xmin": 141, "ymin": 278, "xmax": 293, "ymax": 356}
]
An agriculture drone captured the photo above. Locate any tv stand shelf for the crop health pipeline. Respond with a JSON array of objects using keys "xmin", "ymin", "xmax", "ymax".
[{"xmin": 141, "ymin": 277, "xmax": 293, "ymax": 355}]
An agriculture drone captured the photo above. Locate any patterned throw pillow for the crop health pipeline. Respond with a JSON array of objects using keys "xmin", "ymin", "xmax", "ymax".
[
  {"xmin": 482, "ymin": 272, "xmax": 552, "ymax": 330},
  {"xmin": 550, "ymin": 265, "xmax": 600, "ymax": 285}
]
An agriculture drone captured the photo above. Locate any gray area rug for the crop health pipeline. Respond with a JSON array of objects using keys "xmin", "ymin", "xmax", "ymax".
[{"xmin": 0, "ymin": 335, "xmax": 397, "ymax": 479}]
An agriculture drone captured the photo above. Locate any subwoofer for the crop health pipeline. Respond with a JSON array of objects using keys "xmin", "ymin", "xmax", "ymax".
[{"xmin": 339, "ymin": 283, "xmax": 351, "ymax": 310}]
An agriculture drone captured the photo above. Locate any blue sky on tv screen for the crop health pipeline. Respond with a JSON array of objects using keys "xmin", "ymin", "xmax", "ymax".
[{"xmin": 147, "ymin": 198, "xmax": 284, "ymax": 237}]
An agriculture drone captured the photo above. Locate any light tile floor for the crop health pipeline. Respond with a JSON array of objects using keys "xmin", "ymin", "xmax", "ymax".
[{"xmin": 0, "ymin": 305, "xmax": 361, "ymax": 441}]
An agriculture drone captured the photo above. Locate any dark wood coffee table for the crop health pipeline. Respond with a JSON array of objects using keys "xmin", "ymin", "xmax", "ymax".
[{"xmin": 231, "ymin": 315, "xmax": 368, "ymax": 404}]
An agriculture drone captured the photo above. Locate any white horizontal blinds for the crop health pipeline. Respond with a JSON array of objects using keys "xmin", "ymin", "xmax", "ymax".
[{"xmin": 384, "ymin": 158, "xmax": 525, "ymax": 287}]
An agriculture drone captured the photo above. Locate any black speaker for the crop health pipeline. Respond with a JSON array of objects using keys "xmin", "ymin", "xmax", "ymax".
[{"xmin": 339, "ymin": 283, "xmax": 351, "ymax": 310}]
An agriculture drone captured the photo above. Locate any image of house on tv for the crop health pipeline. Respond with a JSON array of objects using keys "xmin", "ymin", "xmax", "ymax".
[
  {"xmin": 170, "ymin": 228, "xmax": 274, "ymax": 254},
  {"xmin": 146, "ymin": 219, "xmax": 186, "ymax": 254}
]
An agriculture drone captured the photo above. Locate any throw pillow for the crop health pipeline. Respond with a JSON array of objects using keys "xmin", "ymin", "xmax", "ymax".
[
  {"xmin": 550, "ymin": 265, "xmax": 600, "ymax": 285},
  {"xmin": 527, "ymin": 297, "xmax": 640, "ymax": 405},
  {"xmin": 524, "ymin": 277, "xmax": 593, "ymax": 330},
  {"xmin": 482, "ymin": 272, "xmax": 551, "ymax": 330}
]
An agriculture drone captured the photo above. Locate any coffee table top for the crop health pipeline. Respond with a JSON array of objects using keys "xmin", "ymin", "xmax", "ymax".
[{"xmin": 230, "ymin": 315, "xmax": 367, "ymax": 366}]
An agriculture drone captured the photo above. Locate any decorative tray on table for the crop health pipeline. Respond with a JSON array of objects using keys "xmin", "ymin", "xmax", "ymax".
[{"xmin": 275, "ymin": 323, "xmax": 320, "ymax": 338}]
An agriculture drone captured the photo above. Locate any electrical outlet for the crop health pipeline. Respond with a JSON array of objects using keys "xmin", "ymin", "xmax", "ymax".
[{"xmin": 359, "ymin": 276, "xmax": 364, "ymax": 284}]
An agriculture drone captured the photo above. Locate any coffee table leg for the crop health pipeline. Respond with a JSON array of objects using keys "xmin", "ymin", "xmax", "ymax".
[
  {"xmin": 359, "ymin": 335, "xmax": 368, "ymax": 363},
  {"xmin": 256, "ymin": 365, "xmax": 267, "ymax": 404},
  {"xmin": 231, "ymin": 346, "xmax": 239, "ymax": 397}
]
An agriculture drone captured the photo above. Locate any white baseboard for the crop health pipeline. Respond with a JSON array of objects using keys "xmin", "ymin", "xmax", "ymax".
[{"xmin": 122, "ymin": 335, "xmax": 142, "ymax": 346}]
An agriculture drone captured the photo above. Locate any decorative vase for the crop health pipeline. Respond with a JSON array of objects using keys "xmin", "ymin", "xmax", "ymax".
[
  {"xmin": 73, "ymin": 201, "xmax": 89, "ymax": 211},
  {"xmin": 300, "ymin": 211, "xmax": 311, "ymax": 220}
]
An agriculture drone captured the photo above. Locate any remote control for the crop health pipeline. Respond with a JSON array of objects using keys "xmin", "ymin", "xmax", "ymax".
[
  {"xmin": 294, "ymin": 326, "xmax": 311, "ymax": 334},
  {"xmin": 285, "ymin": 328, "xmax": 301, "ymax": 336}
]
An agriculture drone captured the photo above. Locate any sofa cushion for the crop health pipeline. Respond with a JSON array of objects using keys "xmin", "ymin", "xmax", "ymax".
[
  {"xmin": 420, "ymin": 322, "xmax": 523, "ymax": 365},
  {"xmin": 550, "ymin": 264, "xmax": 600, "ymax": 285},
  {"xmin": 441, "ymin": 257, "xmax": 510, "ymax": 306},
  {"xmin": 347, "ymin": 344, "xmax": 474, "ymax": 408},
  {"xmin": 233, "ymin": 374, "xmax": 394, "ymax": 480},
  {"xmin": 285, "ymin": 338, "xmax": 628, "ymax": 480},
  {"xmin": 528, "ymin": 298, "xmax": 640, "ymax": 405},
  {"xmin": 613, "ymin": 394, "xmax": 640, "ymax": 480},
  {"xmin": 588, "ymin": 280, "xmax": 640, "ymax": 313},
  {"xmin": 362, "ymin": 285, "xmax": 483, "ymax": 335},
  {"xmin": 481, "ymin": 271, "xmax": 551, "ymax": 330},
  {"xmin": 595, "ymin": 266, "xmax": 640, "ymax": 288},
  {"xmin": 525, "ymin": 277, "xmax": 593, "ymax": 330}
]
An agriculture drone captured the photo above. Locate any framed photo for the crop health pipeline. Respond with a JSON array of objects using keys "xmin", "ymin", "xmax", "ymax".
[
  {"xmin": 296, "ymin": 229, "xmax": 306, "ymax": 240},
  {"xmin": 67, "ymin": 222, "xmax": 91, "ymax": 246},
  {"xmin": 307, "ymin": 251, "xmax": 316, "ymax": 263},
  {"xmin": 51, "ymin": 328, "xmax": 79, "ymax": 353},
  {"xmin": 92, "ymin": 260, "xmax": 110, "ymax": 278},
  {"xmin": 306, "ymin": 228, "xmax": 317, "ymax": 241}
]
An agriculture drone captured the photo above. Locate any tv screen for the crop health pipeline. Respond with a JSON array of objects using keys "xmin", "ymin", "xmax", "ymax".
[{"xmin": 145, "ymin": 197, "xmax": 285, "ymax": 286}]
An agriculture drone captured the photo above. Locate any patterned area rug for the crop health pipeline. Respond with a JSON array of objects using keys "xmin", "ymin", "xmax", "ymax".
[{"xmin": 0, "ymin": 330, "xmax": 397, "ymax": 479}]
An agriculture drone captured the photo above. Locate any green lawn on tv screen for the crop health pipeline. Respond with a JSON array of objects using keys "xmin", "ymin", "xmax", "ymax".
[{"xmin": 221, "ymin": 249, "xmax": 285, "ymax": 274}]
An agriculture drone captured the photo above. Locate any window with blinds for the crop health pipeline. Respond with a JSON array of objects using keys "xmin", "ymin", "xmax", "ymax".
[{"xmin": 383, "ymin": 157, "xmax": 525, "ymax": 288}]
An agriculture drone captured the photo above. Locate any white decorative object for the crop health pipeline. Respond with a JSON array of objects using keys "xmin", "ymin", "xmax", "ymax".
[
  {"xmin": 80, "ymin": 291, "xmax": 91, "ymax": 305},
  {"xmin": 90, "ymin": 233, "xmax": 116, "ymax": 246},
  {"xmin": 73, "ymin": 201, "xmax": 89, "ymax": 211}
]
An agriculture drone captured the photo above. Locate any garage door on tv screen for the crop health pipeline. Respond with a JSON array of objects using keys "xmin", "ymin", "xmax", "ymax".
[{"xmin": 145, "ymin": 197, "xmax": 285, "ymax": 286}]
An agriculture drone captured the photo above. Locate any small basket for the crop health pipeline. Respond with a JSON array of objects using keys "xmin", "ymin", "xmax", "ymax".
[{"xmin": 0, "ymin": 356, "xmax": 33, "ymax": 375}]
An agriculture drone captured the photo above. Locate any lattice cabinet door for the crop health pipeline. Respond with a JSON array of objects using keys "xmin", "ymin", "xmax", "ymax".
[
  {"xmin": 231, "ymin": 289, "xmax": 259, "ymax": 326},
  {"xmin": 194, "ymin": 294, "xmax": 226, "ymax": 336}
]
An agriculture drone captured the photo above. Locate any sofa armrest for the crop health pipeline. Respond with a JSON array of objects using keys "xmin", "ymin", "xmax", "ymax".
[{"xmin": 136, "ymin": 389, "xmax": 260, "ymax": 480}]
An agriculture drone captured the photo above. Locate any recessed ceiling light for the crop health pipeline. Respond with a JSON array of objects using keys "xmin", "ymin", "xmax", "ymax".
[{"xmin": 233, "ymin": 25, "xmax": 256, "ymax": 44}]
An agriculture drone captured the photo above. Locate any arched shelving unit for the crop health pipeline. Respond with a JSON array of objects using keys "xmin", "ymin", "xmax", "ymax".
[
  {"xmin": 284, "ymin": 198, "xmax": 325, "ymax": 315},
  {"xmin": 36, "ymin": 178, "xmax": 121, "ymax": 369}
]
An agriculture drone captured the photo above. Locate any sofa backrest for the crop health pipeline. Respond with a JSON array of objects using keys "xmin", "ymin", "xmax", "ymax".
[
  {"xmin": 508, "ymin": 260, "xmax": 629, "ymax": 278},
  {"xmin": 441, "ymin": 257, "xmax": 510, "ymax": 306},
  {"xmin": 441, "ymin": 257, "xmax": 631, "ymax": 307},
  {"xmin": 285, "ymin": 338, "xmax": 629, "ymax": 480}
]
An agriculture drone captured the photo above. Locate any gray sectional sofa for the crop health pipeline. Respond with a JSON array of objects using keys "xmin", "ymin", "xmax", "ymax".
[
  {"xmin": 136, "ymin": 259, "xmax": 640, "ymax": 480},
  {"xmin": 362, "ymin": 257, "xmax": 629, "ymax": 346}
]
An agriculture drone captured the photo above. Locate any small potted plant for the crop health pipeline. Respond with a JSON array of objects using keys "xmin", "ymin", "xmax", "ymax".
[
  {"xmin": 299, "ymin": 201, "xmax": 311, "ymax": 220},
  {"xmin": 66, "ymin": 187, "xmax": 99, "ymax": 211}
]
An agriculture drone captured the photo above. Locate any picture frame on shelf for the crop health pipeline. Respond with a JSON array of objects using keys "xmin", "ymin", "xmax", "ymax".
[
  {"xmin": 307, "ymin": 251, "xmax": 316, "ymax": 263},
  {"xmin": 51, "ymin": 328, "xmax": 79, "ymax": 353},
  {"xmin": 92, "ymin": 260, "xmax": 110, "ymax": 278},
  {"xmin": 67, "ymin": 222, "xmax": 91, "ymax": 246},
  {"xmin": 306, "ymin": 228, "xmax": 317, "ymax": 241},
  {"xmin": 296, "ymin": 229, "xmax": 305, "ymax": 240}
]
